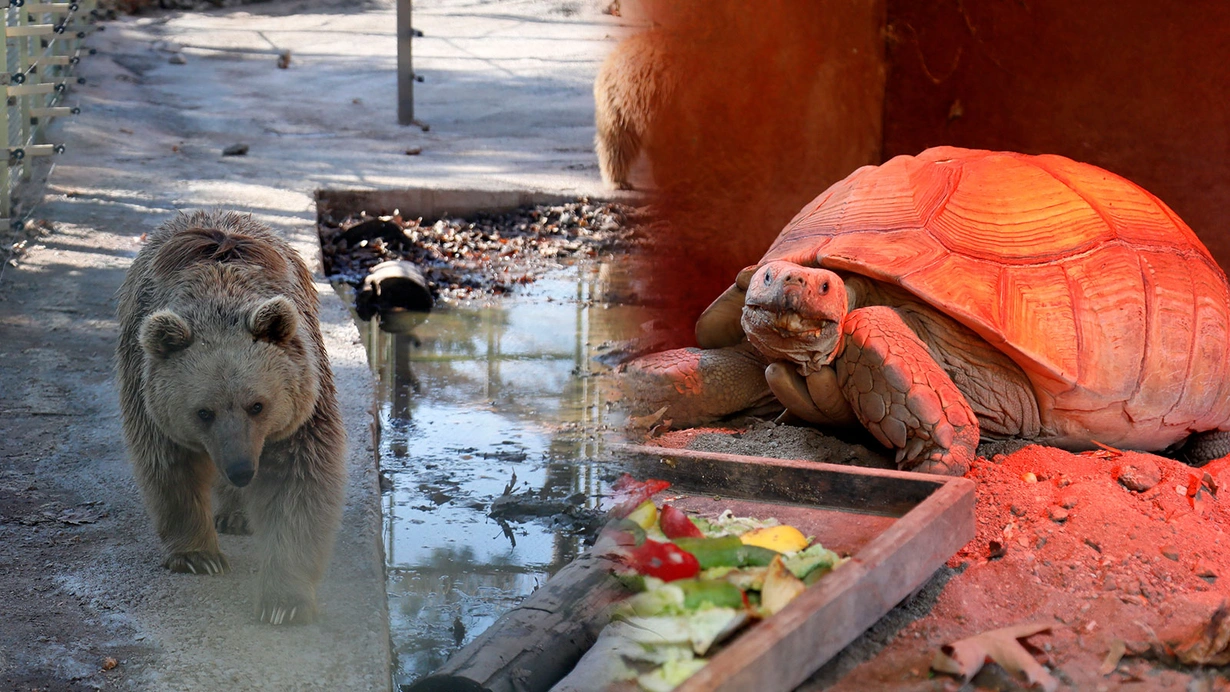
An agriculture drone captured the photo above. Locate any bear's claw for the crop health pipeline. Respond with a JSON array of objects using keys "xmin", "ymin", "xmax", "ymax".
[
  {"xmin": 164, "ymin": 550, "xmax": 230, "ymax": 576},
  {"xmin": 258, "ymin": 594, "xmax": 316, "ymax": 626}
]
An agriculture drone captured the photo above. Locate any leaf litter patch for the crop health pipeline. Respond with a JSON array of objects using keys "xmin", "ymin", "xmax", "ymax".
[{"xmin": 318, "ymin": 198, "xmax": 654, "ymax": 301}]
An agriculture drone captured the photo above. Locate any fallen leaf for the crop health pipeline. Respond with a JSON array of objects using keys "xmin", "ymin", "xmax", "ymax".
[
  {"xmin": 1202, "ymin": 471, "xmax": 1218, "ymax": 496},
  {"xmin": 1099, "ymin": 638, "xmax": 1125, "ymax": 676},
  {"xmin": 987, "ymin": 540, "xmax": 1006, "ymax": 560},
  {"xmin": 931, "ymin": 622, "xmax": 1057, "ymax": 692},
  {"xmin": 1174, "ymin": 601, "xmax": 1230, "ymax": 666},
  {"xmin": 628, "ymin": 406, "xmax": 668, "ymax": 430},
  {"xmin": 1091, "ymin": 440, "xmax": 1124, "ymax": 456}
]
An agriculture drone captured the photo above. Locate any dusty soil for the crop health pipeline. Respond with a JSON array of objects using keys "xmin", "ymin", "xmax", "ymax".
[
  {"xmin": 318, "ymin": 199, "xmax": 652, "ymax": 302},
  {"xmin": 641, "ymin": 420, "xmax": 1230, "ymax": 691}
]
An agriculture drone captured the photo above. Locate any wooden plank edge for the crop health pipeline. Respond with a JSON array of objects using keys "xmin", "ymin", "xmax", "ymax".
[
  {"xmin": 405, "ymin": 550, "xmax": 630, "ymax": 692},
  {"xmin": 675, "ymin": 476, "xmax": 976, "ymax": 692},
  {"xmin": 609, "ymin": 443, "xmax": 952, "ymax": 484}
]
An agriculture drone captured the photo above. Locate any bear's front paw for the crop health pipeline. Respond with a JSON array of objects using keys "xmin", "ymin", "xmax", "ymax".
[
  {"xmin": 164, "ymin": 550, "xmax": 230, "ymax": 575},
  {"xmin": 258, "ymin": 592, "xmax": 317, "ymax": 626},
  {"xmin": 214, "ymin": 511, "xmax": 252, "ymax": 535}
]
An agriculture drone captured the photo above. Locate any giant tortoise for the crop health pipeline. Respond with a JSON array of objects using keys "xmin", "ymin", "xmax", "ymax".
[{"xmin": 623, "ymin": 147, "xmax": 1230, "ymax": 475}]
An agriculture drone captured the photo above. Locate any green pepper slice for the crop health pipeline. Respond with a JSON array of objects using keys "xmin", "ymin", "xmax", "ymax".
[{"xmin": 672, "ymin": 535, "xmax": 779, "ymax": 569}]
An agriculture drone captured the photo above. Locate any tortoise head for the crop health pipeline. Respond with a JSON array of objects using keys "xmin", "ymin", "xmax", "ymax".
[{"xmin": 741, "ymin": 261, "xmax": 849, "ymax": 372}]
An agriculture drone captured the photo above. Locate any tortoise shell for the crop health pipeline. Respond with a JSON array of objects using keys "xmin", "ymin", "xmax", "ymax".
[{"xmin": 752, "ymin": 146, "xmax": 1230, "ymax": 445}]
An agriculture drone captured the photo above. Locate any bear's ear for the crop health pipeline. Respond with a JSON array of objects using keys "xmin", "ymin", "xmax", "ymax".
[
  {"xmin": 248, "ymin": 296, "xmax": 299, "ymax": 345},
  {"xmin": 140, "ymin": 310, "xmax": 193, "ymax": 359}
]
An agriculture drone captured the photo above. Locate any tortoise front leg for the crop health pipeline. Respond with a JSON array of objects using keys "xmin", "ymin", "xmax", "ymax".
[
  {"xmin": 1180, "ymin": 431, "xmax": 1230, "ymax": 466},
  {"xmin": 765, "ymin": 362, "xmax": 858, "ymax": 427},
  {"xmin": 837, "ymin": 306, "xmax": 978, "ymax": 475},
  {"xmin": 618, "ymin": 341, "xmax": 779, "ymax": 427}
]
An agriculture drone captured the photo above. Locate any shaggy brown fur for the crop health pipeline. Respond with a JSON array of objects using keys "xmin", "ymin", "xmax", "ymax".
[
  {"xmin": 115, "ymin": 210, "xmax": 346, "ymax": 625},
  {"xmin": 593, "ymin": 30, "xmax": 672, "ymax": 190}
]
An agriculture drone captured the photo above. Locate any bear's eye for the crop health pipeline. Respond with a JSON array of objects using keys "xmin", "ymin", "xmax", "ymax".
[
  {"xmin": 248, "ymin": 402, "xmax": 264, "ymax": 416},
  {"xmin": 197, "ymin": 409, "xmax": 215, "ymax": 423},
  {"xmin": 821, "ymin": 281, "xmax": 829, "ymax": 294}
]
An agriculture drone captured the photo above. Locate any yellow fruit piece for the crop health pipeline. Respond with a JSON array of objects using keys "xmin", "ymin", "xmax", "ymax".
[
  {"xmin": 740, "ymin": 525, "xmax": 809, "ymax": 553},
  {"xmin": 626, "ymin": 500, "xmax": 659, "ymax": 531}
]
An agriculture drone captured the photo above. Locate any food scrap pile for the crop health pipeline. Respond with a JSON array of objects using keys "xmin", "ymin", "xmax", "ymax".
[
  {"xmin": 658, "ymin": 424, "xmax": 1230, "ymax": 690},
  {"xmin": 318, "ymin": 199, "xmax": 650, "ymax": 300},
  {"xmin": 555, "ymin": 476, "xmax": 845, "ymax": 692}
]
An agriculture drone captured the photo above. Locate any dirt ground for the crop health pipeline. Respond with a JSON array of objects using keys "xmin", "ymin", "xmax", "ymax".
[{"xmin": 645, "ymin": 421, "xmax": 1230, "ymax": 691}]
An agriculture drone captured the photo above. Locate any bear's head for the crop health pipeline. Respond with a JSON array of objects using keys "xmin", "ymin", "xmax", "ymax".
[{"xmin": 138, "ymin": 295, "xmax": 321, "ymax": 487}]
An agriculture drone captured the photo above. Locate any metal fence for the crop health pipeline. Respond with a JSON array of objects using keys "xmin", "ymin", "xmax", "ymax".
[{"xmin": 1, "ymin": 0, "xmax": 96, "ymax": 230}]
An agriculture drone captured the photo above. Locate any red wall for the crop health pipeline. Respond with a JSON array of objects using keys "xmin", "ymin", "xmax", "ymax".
[
  {"xmin": 630, "ymin": 0, "xmax": 886, "ymax": 345},
  {"xmin": 883, "ymin": 0, "xmax": 1230, "ymax": 270}
]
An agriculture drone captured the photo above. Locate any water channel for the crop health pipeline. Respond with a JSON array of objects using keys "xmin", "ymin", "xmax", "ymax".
[{"xmin": 343, "ymin": 260, "xmax": 642, "ymax": 687}]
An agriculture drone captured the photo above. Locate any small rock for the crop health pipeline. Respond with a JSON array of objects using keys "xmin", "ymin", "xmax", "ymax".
[
  {"xmin": 405, "ymin": 147, "xmax": 422, "ymax": 156},
  {"xmin": 168, "ymin": 54, "xmax": 187, "ymax": 65},
  {"xmin": 222, "ymin": 143, "xmax": 249, "ymax": 156},
  {"xmin": 1049, "ymin": 506, "xmax": 1069, "ymax": 522},
  {"xmin": 1022, "ymin": 472, "xmax": 1038, "ymax": 483},
  {"xmin": 1085, "ymin": 537, "xmax": 1102, "ymax": 553},
  {"xmin": 1010, "ymin": 503, "xmax": 1026, "ymax": 516},
  {"xmin": 1057, "ymin": 476, "xmax": 1072, "ymax": 488},
  {"xmin": 1117, "ymin": 459, "xmax": 1161, "ymax": 492},
  {"xmin": 277, "ymin": 49, "xmax": 292, "ymax": 69},
  {"xmin": 102, "ymin": 657, "xmax": 118, "ymax": 671},
  {"xmin": 1161, "ymin": 545, "xmax": 1180, "ymax": 561},
  {"xmin": 1103, "ymin": 575, "xmax": 1117, "ymax": 590},
  {"xmin": 1060, "ymin": 495, "xmax": 1079, "ymax": 509},
  {"xmin": 1194, "ymin": 561, "xmax": 1217, "ymax": 580}
]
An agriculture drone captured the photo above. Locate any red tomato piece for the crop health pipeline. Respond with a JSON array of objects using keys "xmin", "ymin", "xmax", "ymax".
[
  {"xmin": 659, "ymin": 504, "xmax": 704, "ymax": 539},
  {"xmin": 608, "ymin": 474, "xmax": 671, "ymax": 519},
  {"xmin": 625, "ymin": 539, "xmax": 701, "ymax": 582}
]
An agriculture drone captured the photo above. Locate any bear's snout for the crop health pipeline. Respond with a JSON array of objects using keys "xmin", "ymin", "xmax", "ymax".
[{"xmin": 225, "ymin": 462, "xmax": 255, "ymax": 487}]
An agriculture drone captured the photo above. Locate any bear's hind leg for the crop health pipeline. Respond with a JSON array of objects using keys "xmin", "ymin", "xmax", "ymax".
[
  {"xmin": 213, "ymin": 478, "xmax": 252, "ymax": 535},
  {"xmin": 134, "ymin": 439, "xmax": 230, "ymax": 575}
]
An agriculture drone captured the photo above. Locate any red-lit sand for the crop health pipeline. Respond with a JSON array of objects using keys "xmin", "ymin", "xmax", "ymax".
[{"xmin": 644, "ymin": 424, "xmax": 1230, "ymax": 691}]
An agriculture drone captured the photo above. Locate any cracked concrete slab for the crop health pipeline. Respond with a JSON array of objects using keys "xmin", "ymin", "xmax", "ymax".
[{"xmin": 0, "ymin": 0, "xmax": 626, "ymax": 688}]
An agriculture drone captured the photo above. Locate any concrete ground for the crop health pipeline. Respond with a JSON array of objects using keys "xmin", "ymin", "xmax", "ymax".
[{"xmin": 0, "ymin": 0, "xmax": 626, "ymax": 688}]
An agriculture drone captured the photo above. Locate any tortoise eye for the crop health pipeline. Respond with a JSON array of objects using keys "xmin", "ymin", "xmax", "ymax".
[
  {"xmin": 821, "ymin": 281, "xmax": 829, "ymax": 293},
  {"xmin": 763, "ymin": 270, "xmax": 772, "ymax": 285}
]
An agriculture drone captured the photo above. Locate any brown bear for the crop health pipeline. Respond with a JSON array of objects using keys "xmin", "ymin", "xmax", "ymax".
[
  {"xmin": 593, "ymin": 29, "xmax": 672, "ymax": 190},
  {"xmin": 115, "ymin": 210, "xmax": 346, "ymax": 625}
]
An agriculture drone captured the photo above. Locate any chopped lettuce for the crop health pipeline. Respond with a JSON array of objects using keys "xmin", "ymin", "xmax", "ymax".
[
  {"xmin": 783, "ymin": 543, "xmax": 845, "ymax": 580},
  {"xmin": 701, "ymin": 565, "xmax": 767, "ymax": 592},
  {"xmin": 615, "ymin": 583, "xmax": 686, "ymax": 618},
  {"xmin": 638, "ymin": 657, "xmax": 709, "ymax": 692},
  {"xmin": 691, "ymin": 509, "xmax": 780, "ymax": 537},
  {"xmin": 618, "ymin": 607, "xmax": 748, "ymax": 655}
]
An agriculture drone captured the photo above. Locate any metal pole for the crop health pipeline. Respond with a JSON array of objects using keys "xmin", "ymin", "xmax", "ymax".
[
  {"xmin": 17, "ymin": 8, "xmax": 31, "ymax": 180},
  {"xmin": 0, "ymin": 7, "xmax": 9, "ymax": 224},
  {"xmin": 396, "ymin": 0, "xmax": 413, "ymax": 125}
]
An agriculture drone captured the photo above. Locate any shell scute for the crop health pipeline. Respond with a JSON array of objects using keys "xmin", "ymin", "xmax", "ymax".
[
  {"xmin": 1058, "ymin": 246, "xmax": 1147, "ymax": 408},
  {"xmin": 925, "ymin": 153, "xmax": 1117, "ymax": 264}
]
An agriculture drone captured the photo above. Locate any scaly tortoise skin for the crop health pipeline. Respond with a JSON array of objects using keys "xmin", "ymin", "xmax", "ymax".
[{"xmin": 628, "ymin": 147, "xmax": 1230, "ymax": 475}]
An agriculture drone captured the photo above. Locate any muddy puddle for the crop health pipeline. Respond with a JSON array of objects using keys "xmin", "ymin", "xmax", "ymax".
[{"xmin": 339, "ymin": 261, "xmax": 642, "ymax": 688}]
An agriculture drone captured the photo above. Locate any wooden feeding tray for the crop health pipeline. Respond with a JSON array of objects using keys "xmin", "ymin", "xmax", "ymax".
[
  {"xmin": 408, "ymin": 444, "xmax": 974, "ymax": 692},
  {"xmin": 612, "ymin": 444, "xmax": 975, "ymax": 692}
]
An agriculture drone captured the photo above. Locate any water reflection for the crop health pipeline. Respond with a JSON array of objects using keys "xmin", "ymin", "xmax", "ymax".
[{"xmin": 347, "ymin": 262, "xmax": 639, "ymax": 688}]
